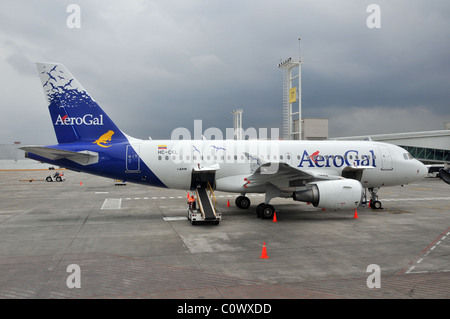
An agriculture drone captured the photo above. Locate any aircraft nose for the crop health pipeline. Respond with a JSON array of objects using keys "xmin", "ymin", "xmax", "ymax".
[{"xmin": 416, "ymin": 161, "xmax": 428, "ymax": 179}]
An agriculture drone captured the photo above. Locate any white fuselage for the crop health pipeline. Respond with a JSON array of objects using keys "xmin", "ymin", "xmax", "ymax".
[{"xmin": 128, "ymin": 138, "xmax": 427, "ymax": 192}]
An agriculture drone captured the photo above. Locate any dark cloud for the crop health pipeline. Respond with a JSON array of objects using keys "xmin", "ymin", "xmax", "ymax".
[{"xmin": 0, "ymin": 0, "xmax": 449, "ymax": 144}]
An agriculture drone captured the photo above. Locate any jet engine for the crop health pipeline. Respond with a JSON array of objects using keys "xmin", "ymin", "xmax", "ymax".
[{"xmin": 293, "ymin": 179, "xmax": 363, "ymax": 210}]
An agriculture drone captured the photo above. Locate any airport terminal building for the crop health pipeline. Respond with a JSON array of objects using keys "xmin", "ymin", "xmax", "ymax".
[{"xmin": 333, "ymin": 128, "xmax": 450, "ymax": 165}]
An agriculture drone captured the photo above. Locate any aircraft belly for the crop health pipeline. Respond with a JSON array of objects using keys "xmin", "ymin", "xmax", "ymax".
[
  {"xmin": 146, "ymin": 163, "xmax": 191, "ymax": 190},
  {"xmin": 361, "ymin": 169, "xmax": 398, "ymax": 188}
]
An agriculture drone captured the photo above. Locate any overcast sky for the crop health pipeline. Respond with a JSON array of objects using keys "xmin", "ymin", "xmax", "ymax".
[{"xmin": 0, "ymin": 0, "xmax": 449, "ymax": 145}]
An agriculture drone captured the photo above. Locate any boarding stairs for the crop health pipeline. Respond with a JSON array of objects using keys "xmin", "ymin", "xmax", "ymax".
[{"xmin": 188, "ymin": 182, "xmax": 221, "ymax": 225}]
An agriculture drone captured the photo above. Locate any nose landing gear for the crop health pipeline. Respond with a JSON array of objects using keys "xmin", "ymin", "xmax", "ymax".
[{"xmin": 364, "ymin": 187, "xmax": 383, "ymax": 210}]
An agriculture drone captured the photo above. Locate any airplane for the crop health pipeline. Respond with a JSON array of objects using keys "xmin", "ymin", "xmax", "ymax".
[{"xmin": 21, "ymin": 62, "xmax": 428, "ymax": 220}]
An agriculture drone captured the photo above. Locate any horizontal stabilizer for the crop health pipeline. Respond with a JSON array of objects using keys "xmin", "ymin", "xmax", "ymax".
[{"xmin": 21, "ymin": 146, "xmax": 98, "ymax": 166}]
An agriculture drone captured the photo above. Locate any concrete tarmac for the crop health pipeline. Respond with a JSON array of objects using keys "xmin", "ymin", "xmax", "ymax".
[{"xmin": 1, "ymin": 170, "xmax": 450, "ymax": 299}]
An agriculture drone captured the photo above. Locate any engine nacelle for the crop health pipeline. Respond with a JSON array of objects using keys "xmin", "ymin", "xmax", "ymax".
[{"xmin": 293, "ymin": 179, "xmax": 363, "ymax": 210}]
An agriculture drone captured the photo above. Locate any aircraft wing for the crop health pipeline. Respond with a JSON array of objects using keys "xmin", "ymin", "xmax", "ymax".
[
  {"xmin": 21, "ymin": 146, "xmax": 99, "ymax": 166},
  {"xmin": 244, "ymin": 161, "xmax": 374, "ymax": 191},
  {"xmin": 246, "ymin": 162, "xmax": 340, "ymax": 188}
]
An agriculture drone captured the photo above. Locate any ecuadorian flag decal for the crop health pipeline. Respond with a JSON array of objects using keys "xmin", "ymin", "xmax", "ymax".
[{"xmin": 158, "ymin": 145, "xmax": 167, "ymax": 150}]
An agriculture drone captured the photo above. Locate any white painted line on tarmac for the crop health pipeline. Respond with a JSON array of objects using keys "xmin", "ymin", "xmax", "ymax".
[
  {"xmin": 405, "ymin": 226, "xmax": 450, "ymax": 274},
  {"xmin": 101, "ymin": 198, "xmax": 122, "ymax": 210},
  {"xmin": 163, "ymin": 217, "xmax": 188, "ymax": 221},
  {"xmin": 383, "ymin": 197, "xmax": 450, "ymax": 202},
  {"xmin": 406, "ymin": 266, "xmax": 415, "ymax": 274}
]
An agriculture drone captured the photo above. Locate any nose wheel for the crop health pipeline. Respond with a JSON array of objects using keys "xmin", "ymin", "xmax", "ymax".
[
  {"xmin": 370, "ymin": 200, "xmax": 382, "ymax": 209},
  {"xmin": 366, "ymin": 188, "xmax": 383, "ymax": 210}
]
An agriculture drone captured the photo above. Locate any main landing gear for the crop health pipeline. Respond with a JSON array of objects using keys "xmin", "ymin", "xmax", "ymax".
[
  {"xmin": 256, "ymin": 203, "xmax": 275, "ymax": 219},
  {"xmin": 235, "ymin": 195, "xmax": 251, "ymax": 209},
  {"xmin": 235, "ymin": 194, "xmax": 276, "ymax": 219}
]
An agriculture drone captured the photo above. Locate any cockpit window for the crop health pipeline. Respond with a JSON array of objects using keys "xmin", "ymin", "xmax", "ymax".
[{"xmin": 403, "ymin": 153, "xmax": 414, "ymax": 160}]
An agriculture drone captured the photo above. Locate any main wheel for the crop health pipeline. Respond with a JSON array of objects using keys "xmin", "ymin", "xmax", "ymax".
[
  {"xmin": 256, "ymin": 203, "xmax": 265, "ymax": 218},
  {"xmin": 260, "ymin": 204, "xmax": 275, "ymax": 220},
  {"xmin": 235, "ymin": 196, "xmax": 251, "ymax": 209}
]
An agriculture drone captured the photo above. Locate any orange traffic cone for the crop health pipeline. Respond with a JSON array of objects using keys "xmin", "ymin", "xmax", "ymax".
[
  {"xmin": 260, "ymin": 242, "xmax": 269, "ymax": 259},
  {"xmin": 227, "ymin": 199, "xmax": 230, "ymax": 207},
  {"xmin": 273, "ymin": 212, "xmax": 277, "ymax": 222},
  {"xmin": 80, "ymin": 181, "xmax": 83, "ymax": 185},
  {"xmin": 353, "ymin": 208, "xmax": 358, "ymax": 219}
]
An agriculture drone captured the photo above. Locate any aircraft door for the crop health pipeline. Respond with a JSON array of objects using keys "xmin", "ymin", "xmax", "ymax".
[
  {"xmin": 126, "ymin": 145, "xmax": 141, "ymax": 172},
  {"xmin": 190, "ymin": 171, "xmax": 215, "ymax": 189},
  {"xmin": 378, "ymin": 145, "xmax": 393, "ymax": 171}
]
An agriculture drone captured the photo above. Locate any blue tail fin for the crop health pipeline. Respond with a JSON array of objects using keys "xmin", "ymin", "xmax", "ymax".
[{"xmin": 36, "ymin": 62, "xmax": 127, "ymax": 145}]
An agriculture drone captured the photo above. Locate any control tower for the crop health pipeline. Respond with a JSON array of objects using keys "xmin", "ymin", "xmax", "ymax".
[
  {"xmin": 278, "ymin": 39, "xmax": 303, "ymax": 140},
  {"xmin": 232, "ymin": 109, "xmax": 243, "ymax": 140}
]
